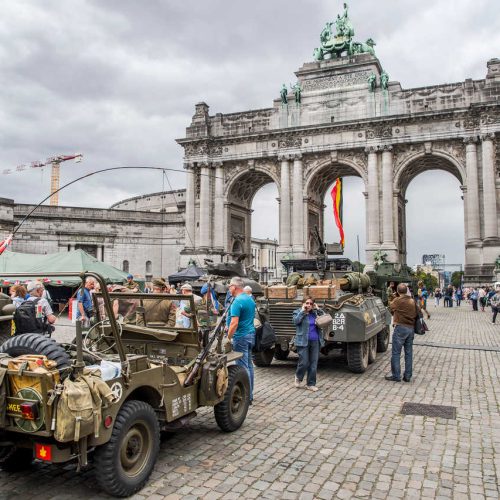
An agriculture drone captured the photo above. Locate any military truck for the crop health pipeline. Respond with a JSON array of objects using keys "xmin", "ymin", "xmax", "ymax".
[
  {"xmin": 0, "ymin": 272, "xmax": 250, "ymax": 498},
  {"xmin": 255, "ymin": 270, "xmax": 391, "ymax": 373}
]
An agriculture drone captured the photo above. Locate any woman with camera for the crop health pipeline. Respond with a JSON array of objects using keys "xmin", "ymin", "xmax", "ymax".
[{"xmin": 292, "ymin": 296, "xmax": 326, "ymax": 392}]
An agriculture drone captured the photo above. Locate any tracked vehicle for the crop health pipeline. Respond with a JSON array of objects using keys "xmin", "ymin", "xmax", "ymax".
[{"xmin": 0, "ymin": 272, "xmax": 250, "ymax": 498}]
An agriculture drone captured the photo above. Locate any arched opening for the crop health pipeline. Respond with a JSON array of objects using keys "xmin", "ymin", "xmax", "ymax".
[
  {"xmin": 306, "ymin": 162, "xmax": 366, "ymax": 264},
  {"xmin": 145, "ymin": 260, "xmax": 152, "ymax": 280},
  {"xmin": 122, "ymin": 260, "xmax": 129, "ymax": 273},
  {"xmin": 226, "ymin": 168, "xmax": 279, "ymax": 279},
  {"xmin": 397, "ymin": 154, "xmax": 465, "ymax": 282},
  {"xmin": 252, "ymin": 184, "xmax": 279, "ymax": 282},
  {"xmin": 323, "ymin": 177, "xmax": 366, "ymax": 263},
  {"xmin": 405, "ymin": 171, "xmax": 464, "ymax": 270}
]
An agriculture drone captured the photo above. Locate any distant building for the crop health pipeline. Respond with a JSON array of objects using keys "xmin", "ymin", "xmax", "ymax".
[{"xmin": 250, "ymin": 238, "xmax": 279, "ymax": 283}]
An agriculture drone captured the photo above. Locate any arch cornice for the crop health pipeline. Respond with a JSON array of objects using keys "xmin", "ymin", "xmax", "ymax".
[
  {"xmin": 224, "ymin": 161, "xmax": 280, "ymax": 204},
  {"xmin": 304, "ymin": 154, "xmax": 367, "ymax": 196},
  {"xmin": 393, "ymin": 145, "xmax": 466, "ymax": 193}
]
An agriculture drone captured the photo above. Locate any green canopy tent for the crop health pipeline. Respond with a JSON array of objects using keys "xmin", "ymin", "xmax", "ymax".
[{"xmin": 0, "ymin": 249, "xmax": 136, "ymax": 287}]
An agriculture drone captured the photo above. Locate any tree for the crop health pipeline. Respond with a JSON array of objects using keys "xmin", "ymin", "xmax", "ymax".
[
  {"xmin": 415, "ymin": 271, "xmax": 438, "ymax": 291},
  {"xmin": 451, "ymin": 271, "xmax": 464, "ymax": 288}
]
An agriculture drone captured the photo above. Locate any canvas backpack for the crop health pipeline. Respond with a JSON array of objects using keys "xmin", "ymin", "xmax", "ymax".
[
  {"xmin": 54, "ymin": 369, "xmax": 115, "ymax": 443},
  {"xmin": 13, "ymin": 298, "xmax": 45, "ymax": 334}
]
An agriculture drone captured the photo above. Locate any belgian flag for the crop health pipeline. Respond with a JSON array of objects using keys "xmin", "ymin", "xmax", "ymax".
[{"xmin": 330, "ymin": 178, "xmax": 344, "ymax": 249}]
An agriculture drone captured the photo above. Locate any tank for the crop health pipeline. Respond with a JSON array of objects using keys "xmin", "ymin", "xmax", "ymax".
[
  {"xmin": 255, "ymin": 228, "xmax": 392, "ymax": 374},
  {"xmin": 257, "ymin": 274, "xmax": 391, "ymax": 373},
  {"xmin": 366, "ymin": 262, "xmax": 418, "ymax": 304}
]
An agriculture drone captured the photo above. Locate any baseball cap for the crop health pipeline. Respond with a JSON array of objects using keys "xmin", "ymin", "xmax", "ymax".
[{"xmin": 127, "ymin": 274, "xmax": 133, "ymax": 279}]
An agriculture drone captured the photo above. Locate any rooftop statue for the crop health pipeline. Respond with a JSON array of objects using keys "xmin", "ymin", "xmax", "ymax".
[
  {"xmin": 368, "ymin": 72, "xmax": 377, "ymax": 92},
  {"xmin": 313, "ymin": 3, "xmax": 376, "ymax": 61},
  {"xmin": 280, "ymin": 83, "xmax": 288, "ymax": 105},
  {"xmin": 290, "ymin": 82, "xmax": 302, "ymax": 104},
  {"xmin": 380, "ymin": 70, "xmax": 389, "ymax": 90}
]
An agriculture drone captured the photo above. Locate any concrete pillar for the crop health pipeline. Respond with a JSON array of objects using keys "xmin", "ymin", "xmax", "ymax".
[
  {"xmin": 96, "ymin": 245, "xmax": 103, "ymax": 261},
  {"xmin": 464, "ymin": 137, "xmax": 481, "ymax": 243},
  {"xmin": 279, "ymin": 155, "xmax": 291, "ymax": 249},
  {"xmin": 366, "ymin": 147, "xmax": 380, "ymax": 247},
  {"xmin": 184, "ymin": 163, "xmax": 196, "ymax": 249},
  {"xmin": 292, "ymin": 154, "xmax": 304, "ymax": 254},
  {"xmin": 381, "ymin": 146, "xmax": 395, "ymax": 247},
  {"xmin": 213, "ymin": 163, "xmax": 224, "ymax": 250},
  {"xmin": 69, "ymin": 243, "xmax": 76, "ymax": 252},
  {"xmin": 481, "ymin": 134, "xmax": 498, "ymax": 241},
  {"xmin": 198, "ymin": 163, "xmax": 211, "ymax": 249}
]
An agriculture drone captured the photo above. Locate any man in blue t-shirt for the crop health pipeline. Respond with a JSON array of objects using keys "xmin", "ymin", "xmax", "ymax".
[
  {"xmin": 77, "ymin": 277, "xmax": 95, "ymax": 322},
  {"xmin": 227, "ymin": 276, "xmax": 256, "ymax": 402}
]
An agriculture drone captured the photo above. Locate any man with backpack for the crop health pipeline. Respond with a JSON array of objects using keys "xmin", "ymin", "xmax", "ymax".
[{"xmin": 13, "ymin": 281, "xmax": 57, "ymax": 335}]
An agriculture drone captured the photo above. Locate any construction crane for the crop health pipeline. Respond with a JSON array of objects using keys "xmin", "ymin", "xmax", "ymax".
[{"xmin": 1, "ymin": 154, "xmax": 83, "ymax": 206}]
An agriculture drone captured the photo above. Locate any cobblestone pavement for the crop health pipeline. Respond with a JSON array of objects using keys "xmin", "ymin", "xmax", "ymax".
[{"xmin": 0, "ymin": 305, "xmax": 499, "ymax": 499}]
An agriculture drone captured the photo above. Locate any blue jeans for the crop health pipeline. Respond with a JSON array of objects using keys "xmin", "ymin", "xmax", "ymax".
[
  {"xmin": 233, "ymin": 334, "xmax": 254, "ymax": 401},
  {"xmin": 391, "ymin": 325, "xmax": 414, "ymax": 381},
  {"xmin": 296, "ymin": 340, "xmax": 320, "ymax": 387}
]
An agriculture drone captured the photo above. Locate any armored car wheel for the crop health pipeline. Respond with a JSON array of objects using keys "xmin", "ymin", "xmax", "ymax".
[
  {"xmin": 94, "ymin": 400, "xmax": 160, "ymax": 498},
  {"xmin": 368, "ymin": 336, "xmax": 377, "ymax": 364},
  {"xmin": 0, "ymin": 446, "xmax": 33, "ymax": 471},
  {"xmin": 376, "ymin": 326, "xmax": 390, "ymax": 353},
  {"xmin": 252, "ymin": 347, "xmax": 275, "ymax": 367},
  {"xmin": 274, "ymin": 345, "xmax": 290, "ymax": 361},
  {"xmin": 346, "ymin": 341, "xmax": 369, "ymax": 373},
  {"xmin": 214, "ymin": 365, "xmax": 250, "ymax": 432}
]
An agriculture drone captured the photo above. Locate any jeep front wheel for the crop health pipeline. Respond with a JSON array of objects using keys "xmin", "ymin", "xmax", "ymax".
[
  {"xmin": 94, "ymin": 400, "xmax": 160, "ymax": 498},
  {"xmin": 214, "ymin": 365, "xmax": 250, "ymax": 432}
]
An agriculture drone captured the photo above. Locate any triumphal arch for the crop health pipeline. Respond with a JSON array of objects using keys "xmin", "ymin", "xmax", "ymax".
[{"xmin": 177, "ymin": 6, "xmax": 500, "ymax": 284}]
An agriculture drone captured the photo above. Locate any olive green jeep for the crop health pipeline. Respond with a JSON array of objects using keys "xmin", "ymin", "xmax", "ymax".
[{"xmin": 0, "ymin": 272, "xmax": 250, "ymax": 497}]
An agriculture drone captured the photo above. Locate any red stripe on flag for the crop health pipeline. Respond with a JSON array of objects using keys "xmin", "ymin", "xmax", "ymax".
[{"xmin": 331, "ymin": 179, "xmax": 345, "ymax": 248}]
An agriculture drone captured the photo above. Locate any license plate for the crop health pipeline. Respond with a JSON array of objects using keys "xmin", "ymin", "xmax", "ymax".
[{"xmin": 6, "ymin": 397, "xmax": 37, "ymax": 418}]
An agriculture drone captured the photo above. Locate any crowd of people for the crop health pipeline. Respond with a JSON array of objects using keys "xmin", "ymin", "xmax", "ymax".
[{"xmin": 6, "ymin": 272, "xmax": 500, "ymax": 402}]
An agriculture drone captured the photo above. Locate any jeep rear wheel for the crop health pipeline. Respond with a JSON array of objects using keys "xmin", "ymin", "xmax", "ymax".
[
  {"xmin": 252, "ymin": 347, "xmax": 275, "ymax": 367},
  {"xmin": 376, "ymin": 326, "xmax": 390, "ymax": 353},
  {"xmin": 94, "ymin": 400, "xmax": 160, "ymax": 498},
  {"xmin": 346, "ymin": 341, "xmax": 369, "ymax": 373},
  {"xmin": 214, "ymin": 365, "xmax": 250, "ymax": 432}
]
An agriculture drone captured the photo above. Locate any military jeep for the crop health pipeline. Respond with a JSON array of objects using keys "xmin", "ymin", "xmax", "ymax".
[{"xmin": 0, "ymin": 272, "xmax": 250, "ymax": 497}]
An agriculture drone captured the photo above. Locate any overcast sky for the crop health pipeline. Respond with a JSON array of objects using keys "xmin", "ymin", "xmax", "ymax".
[{"xmin": 1, "ymin": 0, "xmax": 498, "ymax": 266}]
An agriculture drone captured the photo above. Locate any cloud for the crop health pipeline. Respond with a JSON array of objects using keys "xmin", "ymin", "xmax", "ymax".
[{"xmin": 1, "ymin": 0, "xmax": 495, "ymax": 265}]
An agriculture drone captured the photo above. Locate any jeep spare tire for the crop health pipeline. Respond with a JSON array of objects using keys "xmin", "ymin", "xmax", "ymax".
[{"xmin": 0, "ymin": 334, "xmax": 71, "ymax": 372}]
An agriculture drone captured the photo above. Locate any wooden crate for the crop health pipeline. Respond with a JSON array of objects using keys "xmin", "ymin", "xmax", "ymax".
[
  {"xmin": 303, "ymin": 284, "xmax": 337, "ymax": 300},
  {"xmin": 265, "ymin": 285, "xmax": 297, "ymax": 299}
]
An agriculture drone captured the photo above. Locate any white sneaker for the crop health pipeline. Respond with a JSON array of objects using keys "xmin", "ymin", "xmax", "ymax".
[
  {"xmin": 306, "ymin": 385, "xmax": 319, "ymax": 392},
  {"xmin": 294, "ymin": 377, "xmax": 301, "ymax": 388}
]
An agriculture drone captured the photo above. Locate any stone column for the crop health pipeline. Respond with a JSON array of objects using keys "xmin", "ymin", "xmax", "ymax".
[
  {"xmin": 366, "ymin": 147, "xmax": 380, "ymax": 247},
  {"xmin": 96, "ymin": 245, "xmax": 103, "ymax": 261},
  {"xmin": 292, "ymin": 154, "xmax": 304, "ymax": 254},
  {"xmin": 279, "ymin": 155, "xmax": 291, "ymax": 249},
  {"xmin": 198, "ymin": 163, "xmax": 211, "ymax": 249},
  {"xmin": 381, "ymin": 146, "xmax": 397, "ymax": 260},
  {"xmin": 213, "ymin": 162, "xmax": 225, "ymax": 250},
  {"xmin": 184, "ymin": 163, "xmax": 196, "ymax": 249},
  {"xmin": 481, "ymin": 133, "xmax": 498, "ymax": 241},
  {"xmin": 464, "ymin": 137, "xmax": 480, "ymax": 243}
]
